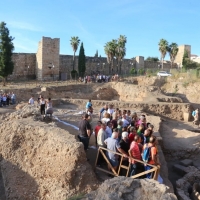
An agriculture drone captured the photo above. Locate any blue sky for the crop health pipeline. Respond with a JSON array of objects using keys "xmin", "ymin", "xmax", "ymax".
[{"xmin": 1, "ymin": 0, "xmax": 200, "ymax": 60}]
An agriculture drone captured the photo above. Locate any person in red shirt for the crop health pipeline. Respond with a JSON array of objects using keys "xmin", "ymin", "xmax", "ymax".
[
  {"xmin": 128, "ymin": 135, "xmax": 144, "ymax": 177},
  {"xmin": 128, "ymin": 127, "xmax": 136, "ymax": 144},
  {"xmin": 94, "ymin": 121, "xmax": 102, "ymax": 145}
]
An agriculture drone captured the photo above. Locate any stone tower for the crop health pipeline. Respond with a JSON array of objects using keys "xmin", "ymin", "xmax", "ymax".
[
  {"xmin": 135, "ymin": 56, "xmax": 144, "ymax": 69},
  {"xmin": 174, "ymin": 45, "xmax": 191, "ymax": 66},
  {"xmin": 36, "ymin": 37, "xmax": 60, "ymax": 81}
]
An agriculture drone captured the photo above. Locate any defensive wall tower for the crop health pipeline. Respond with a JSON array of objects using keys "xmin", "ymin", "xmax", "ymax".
[
  {"xmin": 36, "ymin": 37, "xmax": 60, "ymax": 81},
  {"xmin": 174, "ymin": 45, "xmax": 191, "ymax": 67}
]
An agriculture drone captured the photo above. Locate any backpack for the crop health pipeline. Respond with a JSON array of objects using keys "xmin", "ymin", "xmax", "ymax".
[{"xmin": 142, "ymin": 145, "xmax": 152, "ymax": 163}]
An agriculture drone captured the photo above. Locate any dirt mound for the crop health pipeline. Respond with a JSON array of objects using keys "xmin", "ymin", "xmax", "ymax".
[
  {"xmin": 84, "ymin": 177, "xmax": 177, "ymax": 200},
  {"xmin": 0, "ymin": 118, "xmax": 98, "ymax": 199}
]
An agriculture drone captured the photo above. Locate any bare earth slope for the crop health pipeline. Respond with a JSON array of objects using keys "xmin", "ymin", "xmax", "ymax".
[{"xmin": 0, "ymin": 110, "xmax": 98, "ymax": 200}]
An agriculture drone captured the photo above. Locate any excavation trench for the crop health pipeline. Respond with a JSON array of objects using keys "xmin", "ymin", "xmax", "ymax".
[{"xmin": 54, "ymin": 99, "xmax": 200, "ymax": 199}]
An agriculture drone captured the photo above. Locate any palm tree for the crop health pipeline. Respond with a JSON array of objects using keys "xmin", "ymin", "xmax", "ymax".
[
  {"xmin": 158, "ymin": 39, "xmax": 168, "ymax": 69},
  {"xmin": 70, "ymin": 36, "xmax": 80, "ymax": 71},
  {"xmin": 104, "ymin": 40, "xmax": 117, "ymax": 74},
  {"xmin": 116, "ymin": 35, "xmax": 127, "ymax": 74},
  {"xmin": 168, "ymin": 43, "xmax": 179, "ymax": 68}
]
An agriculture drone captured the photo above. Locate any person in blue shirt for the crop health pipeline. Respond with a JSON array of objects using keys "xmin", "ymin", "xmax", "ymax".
[
  {"xmin": 86, "ymin": 99, "xmax": 92, "ymax": 112},
  {"xmin": 99, "ymin": 104, "xmax": 108, "ymax": 120}
]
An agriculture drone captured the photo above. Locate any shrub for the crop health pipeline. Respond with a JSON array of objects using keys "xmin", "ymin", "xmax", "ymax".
[{"xmin": 71, "ymin": 70, "xmax": 78, "ymax": 79}]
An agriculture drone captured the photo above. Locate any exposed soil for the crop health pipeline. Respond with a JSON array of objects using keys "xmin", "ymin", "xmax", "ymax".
[{"xmin": 159, "ymin": 117, "xmax": 200, "ymax": 192}]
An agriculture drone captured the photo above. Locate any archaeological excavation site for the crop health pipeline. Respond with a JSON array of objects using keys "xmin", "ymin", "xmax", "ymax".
[{"xmin": 1, "ymin": 76, "xmax": 200, "ymax": 200}]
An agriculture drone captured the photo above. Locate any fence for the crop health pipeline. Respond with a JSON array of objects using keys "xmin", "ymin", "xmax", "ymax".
[{"xmin": 95, "ymin": 146, "xmax": 160, "ymax": 180}]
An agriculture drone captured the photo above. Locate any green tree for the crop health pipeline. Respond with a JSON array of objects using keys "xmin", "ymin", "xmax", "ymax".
[
  {"xmin": 168, "ymin": 43, "xmax": 179, "ymax": 68},
  {"xmin": 158, "ymin": 39, "xmax": 168, "ymax": 69},
  {"xmin": 104, "ymin": 40, "xmax": 117, "ymax": 74},
  {"xmin": 104, "ymin": 35, "xmax": 127, "ymax": 74},
  {"xmin": 145, "ymin": 57, "xmax": 159, "ymax": 61},
  {"xmin": 182, "ymin": 50, "xmax": 200, "ymax": 70},
  {"xmin": 70, "ymin": 36, "xmax": 80, "ymax": 71},
  {"xmin": 116, "ymin": 35, "xmax": 127, "ymax": 74},
  {"xmin": 182, "ymin": 50, "xmax": 190, "ymax": 71},
  {"xmin": 0, "ymin": 22, "xmax": 14, "ymax": 86},
  {"xmin": 78, "ymin": 42, "xmax": 86, "ymax": 78},
  {"xmin": 94, "ymin": 50, "xmax": 98, "ymax": 57}
]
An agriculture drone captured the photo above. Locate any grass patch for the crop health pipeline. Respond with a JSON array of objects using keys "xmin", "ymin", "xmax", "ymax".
[{"xmin": 67, "ymin": 193, "xmax": 85, "ymax": 200}]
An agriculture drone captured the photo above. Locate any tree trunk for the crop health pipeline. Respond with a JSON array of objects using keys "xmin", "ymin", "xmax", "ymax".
[
  {"xmin": 111, "ymin": 59, "xmax": 114, "ymax": 75},
  {"xmin": 2, "ymin": 77, "xmax": 6, "ymax": 86},
  {"xmin": 73, "ymin": 51, "xmax": 75, "ymax": 71},
  {"xmin": 162, "ymin": 58, "xmax": 164, "ymax": 69}
]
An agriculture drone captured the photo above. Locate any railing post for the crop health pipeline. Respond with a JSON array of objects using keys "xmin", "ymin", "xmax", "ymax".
[{"xmin": 153, "ymin": 165, "xmax": 160, "ymax": 181}]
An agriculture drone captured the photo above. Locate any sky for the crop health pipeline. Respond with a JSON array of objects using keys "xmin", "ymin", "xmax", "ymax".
[{"xmin": 1, "ymin": 0, "xmax": 200, "ymax": 60}]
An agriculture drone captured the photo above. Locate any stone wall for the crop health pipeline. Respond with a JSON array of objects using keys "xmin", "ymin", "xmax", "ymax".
[
  {"xmin": 10, "ymin": 53, "xmax": 176, "ymax": 80},
  {"xmin": 11, "ymin": 53, "xmax": 36, "ymax": 79},
  {"xmin": 144, "ymin": 60, "xmax": 173, "ymax": 71}
]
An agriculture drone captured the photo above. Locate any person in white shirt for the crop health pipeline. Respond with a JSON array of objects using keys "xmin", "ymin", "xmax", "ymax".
[
  {"xmin": 11, "ymin": 92, "xmax": 16, "ymax": 104},
  {"xmin": 28, "ymin": 96, "xmax": 34, "ymax": 105},
  {"xmin": 107, "ymin": 104, "xmax": 115, "ymax": 119}
]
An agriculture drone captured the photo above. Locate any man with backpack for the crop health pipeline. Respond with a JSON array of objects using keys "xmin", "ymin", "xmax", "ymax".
[{"xmin": 142, "ymin": 136, "xmax": 160, "ymax": 179}]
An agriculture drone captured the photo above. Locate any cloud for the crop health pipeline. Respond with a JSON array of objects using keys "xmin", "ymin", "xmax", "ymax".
[{"xmin": 8, "ymin": 21, "xmax": 43, "ymax": 32}]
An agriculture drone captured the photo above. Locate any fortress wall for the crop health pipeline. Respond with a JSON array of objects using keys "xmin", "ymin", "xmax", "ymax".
[
  {"xmin": 10, "ymin": 36, "xmax": 184, "ymax": 80},
  {"xmin": 11, "ymin": 53, "xmax": 36, "ymax": 79},
  {"xmin": 10, "ymin": 53, "xmax": 177, "ymax": 80},
  {"xmin": 144, "ymin": 61, "xmax": 173, "ymax": 71}
]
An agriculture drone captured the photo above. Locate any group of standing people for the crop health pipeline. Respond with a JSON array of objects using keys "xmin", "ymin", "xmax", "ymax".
[
  {"xmin": 0, "ymin": 92, "xmax": 16, "ymax": 107},
  {"xmin": 28, "ymin": 95, "xmax": 53, "ymax": 119},
  {"xmin": 78, "ymin": 101, "xmax": 160, "ymax": 179}
]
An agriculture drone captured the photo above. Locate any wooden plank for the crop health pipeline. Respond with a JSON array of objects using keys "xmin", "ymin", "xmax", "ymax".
[
  {"xmin": 120, "ymin": 165, "xmax": 129, "ymax": 169},
  {"xmin": 99, "ymin": 149, "xmax": 118, "ymax": 176},
  {"xmin": 118, "ymin": 155, "xmax": 124, "ymax": 175},
  {"xmin": 153, "ymin": 165, "xmax": 160, "ymax": 180},
  {"xmin": 94, "ymin": 147, "xmax": 100, "ymax": 167},
  {"xmin": 96, "ymin": 167, "xmax": 117, "ymax": 176},
  {"xmin": 126, "ymin": 162, "xmax": 130, "ymax": 177},
  {"xmin": 130, "ymin": 167, "xmax": 157, "ymax": 179}
]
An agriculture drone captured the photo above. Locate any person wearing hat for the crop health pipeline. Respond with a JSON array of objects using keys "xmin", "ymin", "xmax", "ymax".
[{"xmin": 78, "ymin": 114, "xmax": 91, "ymax": 150}]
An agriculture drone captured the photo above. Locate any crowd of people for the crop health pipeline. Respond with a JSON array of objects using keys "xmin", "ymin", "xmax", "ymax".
[
  {"xmin": 0, "ymin": 92, "xmax": 16, "ymax": 107},
  {"xmin": 78, "ymin": 74, "xmax": 119, "ymax": 83},
  {"xmin": 78, "ymin": 100, "xmax": 160, "ymax": 179}
]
